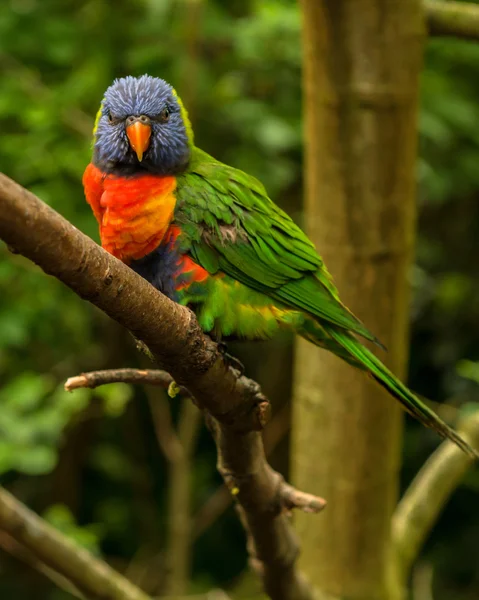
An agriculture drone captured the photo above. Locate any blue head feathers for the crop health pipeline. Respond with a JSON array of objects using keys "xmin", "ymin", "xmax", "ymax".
[{"xmin": 93, "ymin": 75, "xmax": 193, "ymax": 175}]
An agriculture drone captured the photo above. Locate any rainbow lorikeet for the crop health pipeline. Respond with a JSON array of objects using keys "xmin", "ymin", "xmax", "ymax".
[{"xmin": 83, "ymin": 75, "xmax": 477, "ymax": 459}]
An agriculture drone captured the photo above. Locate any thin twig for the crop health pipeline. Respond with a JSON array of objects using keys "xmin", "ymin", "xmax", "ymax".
[
  {"xmin": 280, "ymin": 482, "xmax": 326, "ymax": 514},
  {"xmin": 192, "ymin": 486, "xmax": 231, "ymax": 541},
  {"xmin": 68, "ymin": 367, "xmax": 202, "ymax": 594},
  {"xmin": 164, "ymin": 399, "xmax": 203, "ymax": 596},
  {"xmin": 124, "ymin": 545, "xmax": 163, "ymax": 593},
  {"xmin": 66, "ymin": 369, "xmax": 314, "ymax": 543},
  {"xmin": 0, "ymin": 173, "xmax": 320, "ymax": 600},
  {"xmin": 65, "ymin": 368, "xmax": 185, "ymax": 394},
  {"xmin": 425, "ymin": 1, "xmax": 479, "ymax": 40},
  {"xmin": 0, "ymin": 486, "xmax": 152, "ymax": 600},
  {"xmin": 148, "ymin": 390, "xmax": 184, "ymax": 464},
  {"xmin": 392, "ymin": 412, "xmax": 479, "ymax": 581},
  {"xmin": 66, "ymin": 368, "xmax": 187, "ymax": 462}
]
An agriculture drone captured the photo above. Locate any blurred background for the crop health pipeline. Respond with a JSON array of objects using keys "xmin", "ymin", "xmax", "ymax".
[{"xmin": 1, "ymin": 0, "xmax": 479, "ymax": 598}]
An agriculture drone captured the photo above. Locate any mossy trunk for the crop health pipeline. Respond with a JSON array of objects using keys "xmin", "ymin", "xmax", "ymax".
[{"xmin": 292, "ymin": 2, "xmax": 424, "ymax": 598}]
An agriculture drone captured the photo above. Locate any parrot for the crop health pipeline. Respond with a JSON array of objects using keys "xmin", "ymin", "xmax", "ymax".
[{"xmin": 83, "ymin": 74, "xmax": 478, "ymax": 459}]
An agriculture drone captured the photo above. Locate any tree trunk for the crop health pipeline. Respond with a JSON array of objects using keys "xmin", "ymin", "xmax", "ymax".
[{"xmin": 292, "ymin": 2, "xmax": 424, "ymax": 599}]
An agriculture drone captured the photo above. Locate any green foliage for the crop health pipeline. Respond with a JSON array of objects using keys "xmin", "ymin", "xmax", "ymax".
[
  {"xmin": 0, "ymin": 0, "xmax": 479, "ymax": 598},
  {"xmin": 0, "ymin": 373, "xmax": 90, "ymax": 475},
  {"xmin": 43, "ymin": 504, "xmax": 103, "ymax": 555},
  {"xmin": 95, "ymin": 383, "xmax": 134, "ymax": 417},
  {"xmin": 457, "ymin": 360, "xmax": 479, "ymax": 387}
]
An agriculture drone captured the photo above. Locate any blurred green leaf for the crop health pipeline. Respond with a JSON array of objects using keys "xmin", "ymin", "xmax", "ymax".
[
  {"xmin": 43, "ymin": 504, "xmax": 103, "ymax": 554},
  {"xmin": 94, "ymin": 383, "xmax": 134, "ymax": 418},
  {"xmin": 457, "ymin": 361, "xmax": 479, "ymax": 386}
]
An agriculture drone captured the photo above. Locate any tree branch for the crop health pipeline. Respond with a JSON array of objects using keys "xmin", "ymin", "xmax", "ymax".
[
  {"xmin": 66, "ymin": 370, "xmax": 300, "ymax": 546},
  {"xmin": 392, "ymin": 411, "xmax": 479, "ymax": 580},
  {"xmin": 193, "ymin": 402, "xmax": 290, "ymax": 540},
  {"xmin": 0, "ymin": 531, "xmax": 85, "ymax": 599},
  {"xmin": 65, "ymin": 368, "xmax": 187, "ymax": 395},
  {"xmin": 0, "ymin": 486, "xmax": 151, "ymax": 600},
  {"xmin": 209, "ymin": 419, "xmax": 325, "ymax": 599},
  {"xmin": 425, "ymin": 1, "xmax": 479, "ymax": 41},
  {"xmin": 148, "ymin": 387, "xmax": 185, "ymax": 464},
  {"xmin": 0, "ymin": 172, "xmax": 322, "ymax": 600}
]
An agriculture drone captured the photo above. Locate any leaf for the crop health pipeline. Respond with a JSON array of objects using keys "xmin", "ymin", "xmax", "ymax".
[
  {"xmin": 457, "ymin": 360, "xmax": 479, "ymax": 386},
  {"xmin": 43, "ymin": 504, "xmax": 103, "ymax": 554},
  {"xmin": 94, "ymin": 383, "xmax": 134, "ymax": 417},
  {"xmin": 14, "ymin": 446, "xmax": 57, "ymax": 475}
]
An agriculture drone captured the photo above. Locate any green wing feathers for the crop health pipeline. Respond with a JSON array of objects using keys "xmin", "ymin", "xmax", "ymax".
[
  {"xmin": 175, "ymin": 147, "xmax": 478, "ymax": 459},
  {"xmin": 324, "ymin": 326, "xmax": 479, "ymax": 460},
  {"xmin": 177, "ymin": 148, "xmax": 378, "ymax": 344}
]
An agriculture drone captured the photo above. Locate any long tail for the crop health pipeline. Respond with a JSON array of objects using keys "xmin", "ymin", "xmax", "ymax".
[{"xmin": 317, "ymin": 324, "xmax": 479, "ymax": 460}]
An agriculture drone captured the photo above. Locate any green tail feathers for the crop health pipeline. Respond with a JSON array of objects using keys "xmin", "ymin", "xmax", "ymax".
[{"xmin": 322, "ymin": 326, "xmax": 479, "ymax": 460}]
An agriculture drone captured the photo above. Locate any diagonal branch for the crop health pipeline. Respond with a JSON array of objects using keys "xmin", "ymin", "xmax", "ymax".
[
  {"xmin": 425, "ymin": 1, "xmax": 479, "ymax": 40},
  {"xmin": 0, "ymin": 172, "xmax": 322, "ymax": 600},
  {"xmin": 0, "ymin": 530, "xmax": 85, "ymax": 600},
  {"xmin": 391, "ymin": 411, "xmax": 479, "ymax": 581},
  {"xmin": 0, "ymin": 486, "xmax": 151, "ymax": 600}
]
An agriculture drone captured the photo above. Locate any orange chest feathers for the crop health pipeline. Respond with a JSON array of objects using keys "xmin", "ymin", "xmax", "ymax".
[{"xmin": 83, "ymin": 163, "xmax": 177, "ymax": 263}]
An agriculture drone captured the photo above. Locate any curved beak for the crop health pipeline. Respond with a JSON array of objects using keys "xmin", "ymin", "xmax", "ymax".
[{"xmin": 126, "ymin": 120, "xmax": 151, "ymax": 162}]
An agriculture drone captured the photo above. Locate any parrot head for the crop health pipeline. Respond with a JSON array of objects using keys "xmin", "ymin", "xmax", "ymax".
[{"xmin": 92, "ymin": 75, "xmax": 193, "ymax": 175}]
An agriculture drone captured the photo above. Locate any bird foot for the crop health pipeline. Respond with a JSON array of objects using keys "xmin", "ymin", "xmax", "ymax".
[{"xmin": 217, "ymin": 342, "xmax": 245, "ymax": 376}]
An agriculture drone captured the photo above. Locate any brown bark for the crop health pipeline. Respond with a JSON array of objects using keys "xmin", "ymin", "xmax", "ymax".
[
  {"xmin": 210, "ymin": 422, "xmax": 324, "ymax": 600},
  {"xmin": 292, "ymin": 2, "xmax": 424, "ymax": 599},
  {"xmin": 193, "ymin": 402, "xmax": 291, "ymax": 540},
  {"xmin": 0, "ymin": 173, "xmax": 324, "ymax": 600}
]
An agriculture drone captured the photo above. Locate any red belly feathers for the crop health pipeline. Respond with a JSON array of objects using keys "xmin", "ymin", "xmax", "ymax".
[
  {"xmin": 83, "ymin": 163, "xmax": 178, "ymax": 262},
  {"xmin": 83, "ymin": 163, "xmax": 209, "ymax": 288}
]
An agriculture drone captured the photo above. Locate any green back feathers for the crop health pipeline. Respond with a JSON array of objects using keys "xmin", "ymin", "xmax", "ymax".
[{"xmin": 176, "ymin": 147, "xmax": 378, "ymax": 344}]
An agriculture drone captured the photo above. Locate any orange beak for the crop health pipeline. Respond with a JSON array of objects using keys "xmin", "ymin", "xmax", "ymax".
[{"xmin": 126, "ymin": 121, "xmax": 151, "ymax": 162}]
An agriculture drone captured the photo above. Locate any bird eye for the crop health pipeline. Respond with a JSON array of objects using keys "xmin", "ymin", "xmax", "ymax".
[
  {"xmin": 159, "ymin": 107, "xmax": 170, "ymax": 122},
  {"xmin": 108, "ymin": 111, "xmax": 117, "ymax": 124}
]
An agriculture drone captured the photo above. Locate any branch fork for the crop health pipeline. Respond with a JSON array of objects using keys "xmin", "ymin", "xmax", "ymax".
[{"xmin": 66, "ymin": 368, "xmax": 326, "ymax": 516}]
